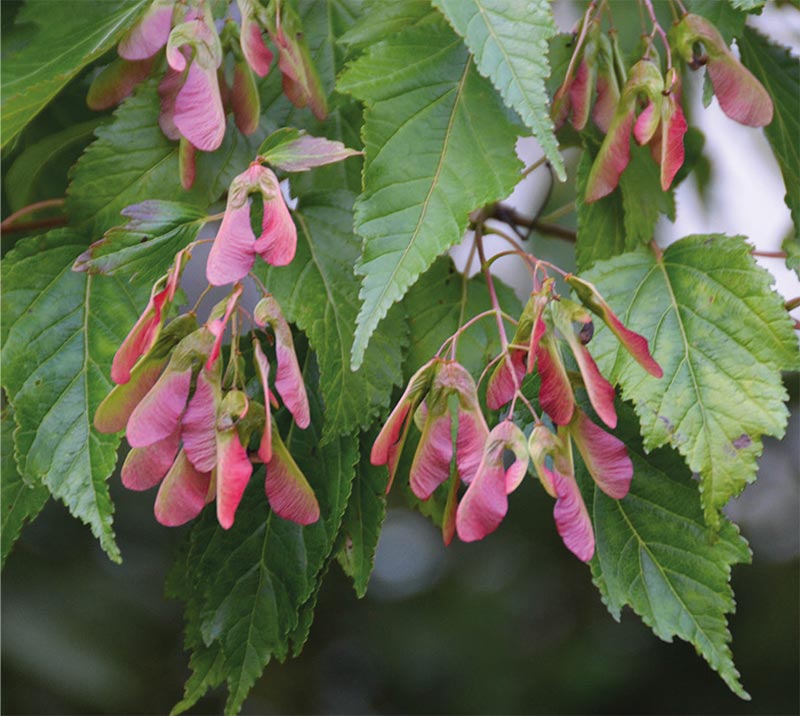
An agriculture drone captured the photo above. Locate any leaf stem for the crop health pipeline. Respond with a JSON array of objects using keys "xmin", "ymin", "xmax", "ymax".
[
  {"xmin": 751, "ymin": 249, "xmax": 788, "ymax": 259},
  {"xmin": 1, "ymin": 198, "xmax": 66, "ymax": 230}
]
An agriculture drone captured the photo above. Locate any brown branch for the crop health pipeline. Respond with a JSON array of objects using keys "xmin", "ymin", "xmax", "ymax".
[{"xmin": 492, "ymin": 203, "xmax": 577, "ymax": 242}]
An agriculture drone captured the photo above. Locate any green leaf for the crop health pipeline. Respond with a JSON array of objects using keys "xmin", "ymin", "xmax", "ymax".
[
  {"xmin": 738, "ymin": 27, "xmax": 800, "ymax": 239},
  {"xmin": 339, "ymin": 19, "xmax": 524, "ymax": 369},
  {"xmin": 619, "ymin": 144, "xmax": 675, "ymax": 246},
  {"xmin": 583, "ymin": 235, "xmax": 799, "ymax": 528},
  {"xmin": 336, "ymin": 436, "xmax": 388, "ymax": 597},
  {"xmin": 170, "ymin": 367, "xmax": 357, "ymax": 716},
  {"xmin": 783, "ymin": 234, "xmax": 800, "ymax": 279},
  {"xmin": 261, "ymin": 190, "xmax": 407, "ymax": 439},
  {"xmin": 690, "ymin": 0, "xmax": 746, "ymax": 43},
  {"xmin": 577, "ymin": 137, "xmax": 675, "ymax": 270},
  {"xmin": 4, "ymin": 119, "xmax": 104, "ymax": 212},
  {"xmin": 576, "ymin": 145, "xmax": 626, "ymax": 271},
  {"xmin": 403, "ymin": 256, "xmax": 521, "ymax": 379},
  {"xmin": 727, "ymin": 0, "xmax": 764, "ymax": 12},
  {"xmin": 433, "ymin": 0, "xmax": 564, "ymax": 179},
  {"xmin": 339, "ymin": 0, "xmax": 435, "ymax": 49},
  {"xmin": 72, "ymin": 201, "xmax": 208, "ymax": 285},
  {"xmin": 1, "ymin": 0, "xmax": 148, "ymax": 148},
  {"xmin": 583, "ymin": 403, "xmax": 751, "ymax": 699},
  {"xmin": 66, "ymin": 80, "xmax": 264, "ymax": 235},
  {"xmin": 1, "ymin": 404, "xmax": 49, "ymax": 568},
  {"xmin": 1, "ymin": 230, "xmax": 148, "ymax": 562}
]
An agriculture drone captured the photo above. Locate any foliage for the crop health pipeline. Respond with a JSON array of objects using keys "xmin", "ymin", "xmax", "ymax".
[{"xmin": 1, "ymin": 0, "xmax": 798, "ymax": 713}]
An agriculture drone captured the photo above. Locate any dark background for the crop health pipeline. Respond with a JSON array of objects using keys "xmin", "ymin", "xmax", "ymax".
[{"xmin": 3, "ymin": 387, "xmax": 797, "ymax": 716}]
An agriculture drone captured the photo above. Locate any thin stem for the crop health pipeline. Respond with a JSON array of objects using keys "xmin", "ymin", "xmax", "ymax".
[
  {"xmin": 248, "ymin": 270, "xmax": 270, "ymax": 296},
  {"xmin": 477, "ymin": 228, "xmax": 509, "ymax": 352},
  {"xmin": 437, "ymin": 310, "xmax": 505, "ymax": 357},
  {"xmin": 520, "ymin": 155, "xmax": 547, "ymax": 180},
  {"xmin": 752, "ymin": 249, "xmax": 788, "ymax": 259},
  {"xmin": 190, "ymin": 283, "xmax": 215, "ymax": 314},
  {"xmin": 538, "ymin": 200, "xmax": 576, "ymax": 224},
  {"xmin": 785, "ymin": 296, "xmax": 800, "ymax": 312},
  {"xmin": 0, "ymin": 216, "xmax": 68, "ymax": 234},
  {"xmin": 515, "ymin": 390, "xmax": 539, "ymax": 423},
  {"xmin": 1, "ymin": 198, "xmax": 65, "ymax": 230},
  {"xmin": 641, "ymin": 0, "xmax": 673, "ymax": 69},
  {"xmin": 452, "ymin": 239, "xmax": 481, "ymax": 359},
  {"xmin": 563, "ymin": 1, "xmax": 599, "ymax": 87}
]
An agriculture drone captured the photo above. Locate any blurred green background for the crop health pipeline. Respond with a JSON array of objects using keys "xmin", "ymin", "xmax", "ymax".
[{"xmin": 3, "ymin": 387, "xmax": 797, "ymax": 715}]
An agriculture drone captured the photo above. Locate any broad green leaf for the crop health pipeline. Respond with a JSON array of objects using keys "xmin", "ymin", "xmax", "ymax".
[
  {"xmin": 403, "ymin": 256, "xmax": 521, "ymax": 379},
  {"xmin": 66, "ymin": 80, "xmax": 263, "ymax": 235},
  {"xmin": 73, "ymin": 201, "xmax": 208, "ymax": 285},
  {"xmin": 339, "ymin": 19, "xmax": 524, "ymax": 369},
  {"xmin": 1, "ymin": 0, "xmax": 148, "ymax": 148},
  {"xmin": 336, "ymin": 437, "xmax": 388, "ymax": 597},
  {"xmin": 433, "ymin": 0, "xmax": 564, "ymax": 179},
  {"xmin": 582, "ymin": 403, "xmax": 751, "ymax": 699},
  {"xmin": 261, "ymin": 191, "xmax": 407, "ymax": 439},
  {"xmin": 1, "ymin": 404, "xmax": 49, "ymax": 568},
  {"xmin": 738, "ymin": 27, "xmax": 800, "ymax": 239},
  {"xmin": 1, "ymin": 230, "xmax": 148, "ymax": 562},
  {"xmin": 170, "ymin": 368, "xmax": 357, "ymax": 716},
  {"xmin": 4, "ymin": 119, "xmax": 104, "ymax": 212},
  {"xmin": 339, "ymin": 0, "xmax": 435, "ymax": 49},
  {"xmin": 584, "ymin": 235, "xmax": 799, "ymax": 528}
]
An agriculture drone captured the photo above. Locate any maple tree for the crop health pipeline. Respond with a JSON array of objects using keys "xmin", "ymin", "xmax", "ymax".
[{"xmin": 1, "ymin": 0, "xmax": 798, "ymax": 713}]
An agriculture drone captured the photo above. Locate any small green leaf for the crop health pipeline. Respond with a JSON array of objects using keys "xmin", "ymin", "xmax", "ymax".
[
  {"xmin": 72, "ymin": 201, "xmax": 208, "ymax": 285},
  {"xmin": 336, "ymin": 436, "xmax": 388, "ymax": 598},
  {"xmin": 339, "ymin": 19, "xmax": 524, "ymax": 369},
  {"xmin": 738, "ymin": 27, "xmax": 800, "ymax": 239},
  {"xmin": 261, "ymin": 191, "xmax": 407, "ymax": 439},
  {"xmin": 619, "ymin": 144, "xmax": 676, "ymax": 246},
  {"xmin": 433, "ymin": 0, "xmax": 564, "ymax": 179},
  {"xmin": 584, "ymin": 235, "xmax": 799, "ymax": 528},
  {"xmin": 583, "ymin": 403, "xmax": 751, "ymax": 699},
  {"xmin": 403, "ymin": 256, "xmax": 521, "ymax": 379},
  {"xmin": 1, "ymin": 404, "xmax": 49, "ymax": 568},
  {"xmin": 1, "ymin": 0, "xmax": 149, "ymax": 147},
  {"xmin": 783, "ymin": 234, "xmax": 800, "ymax": 279},
  {"xmin": 1, "ymin": 230, "xmax": 149, "ymax": 562},
  {"xmin": 66, "ymin": 80, "xmax": 264, "ymax": 235},
  {"xmin": 258, "ymin": 128, "xmax": 362, "ymax": 172},
  {"xmin": 576, "ymin": 144, "xmax": 626, "ymax": 271}
]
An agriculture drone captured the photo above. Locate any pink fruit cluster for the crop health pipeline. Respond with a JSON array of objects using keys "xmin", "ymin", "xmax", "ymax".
[
  {"xmin": 371, "ymin": 275, "xmax": 662, "ymax": 562},
  {"xmin": 88, "ymin": 0, "xmax": 327, "ymax": 188},
  {"xmin": 95, "ymin": 162, "xmax": 320, "ymax": 530},
  {"xmin": 554, "ymin": 12, "xmax": 773, "ymax": 203}
]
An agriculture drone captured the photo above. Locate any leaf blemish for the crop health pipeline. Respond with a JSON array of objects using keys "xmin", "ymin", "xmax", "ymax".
[{"xmin": 732, "ymin": 434, "xmax": 752, "ymax": 450}]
